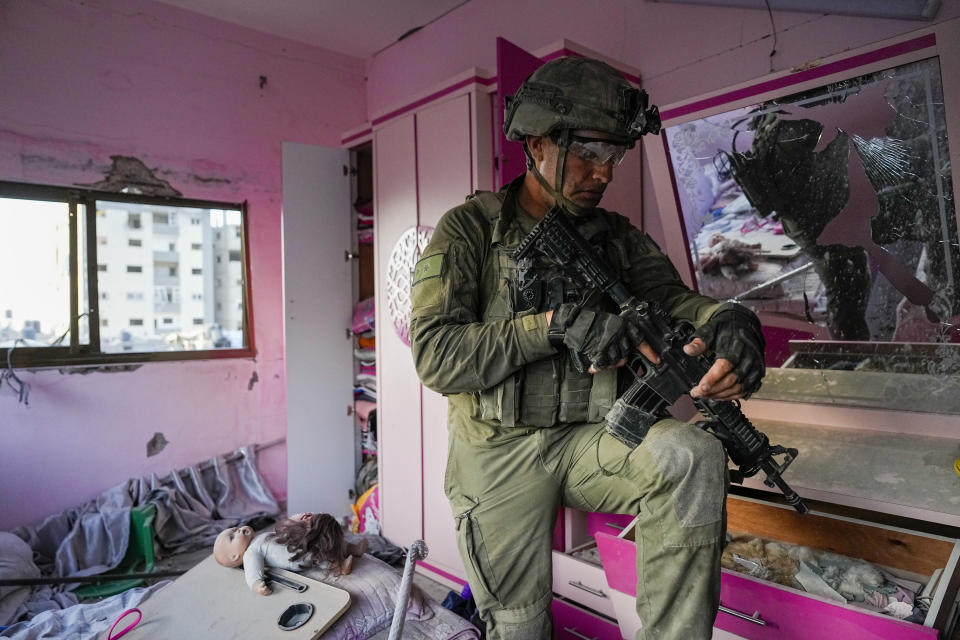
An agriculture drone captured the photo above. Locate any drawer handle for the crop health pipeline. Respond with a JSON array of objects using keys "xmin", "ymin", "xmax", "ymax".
[
  {"xmin": 603, "ymin": 522, "xmax": 625, "ymax": 531},
  {"xmin": 568, "ymin": 580, "xmax": 607, "ymax": 598},
  {"xmin": 563, "ymin": 628, "xmax": 598, "ymax": 640},
  {"xmin": 718, "ymin": 604, "xmax": 767, "ymax": 626}
]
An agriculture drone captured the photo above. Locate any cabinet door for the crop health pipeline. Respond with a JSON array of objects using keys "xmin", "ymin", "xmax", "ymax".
[
  {"xmin": 496, "ymin": 37, "xmax": 543, "ymax": 188},
  {"xmin": 374, "ymin": 115, "xmax": 423, "ymax": 546},
  {"xmin": 416, "ymin": 94, "xmax": 475, "ymax": 579},
  {"xmin": 282, "ymin": 143, "xmax": 355, "ymax": 516}
]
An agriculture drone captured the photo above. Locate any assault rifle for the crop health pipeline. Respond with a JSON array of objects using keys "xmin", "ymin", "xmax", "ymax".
[{"xmin": 516, "ymin": 207, "xmax": 807, "ymax": 514}]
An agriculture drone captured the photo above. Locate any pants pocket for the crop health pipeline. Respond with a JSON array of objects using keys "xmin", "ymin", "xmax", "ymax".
[{"xmin": 451, "ymin": 495, "xmax": 502, "ymax": 605}]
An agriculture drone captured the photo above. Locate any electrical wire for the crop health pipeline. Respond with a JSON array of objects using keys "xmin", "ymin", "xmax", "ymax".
[
  {"xmin": 1, "ymin": 339, "xmax": 30, "ymax": 405},
  {"xmin": 763, "ymin": 0, "xmax": 778, "ymax": 72},
  {"xmin": 1, "ymin": 314, "xmax": 89, "ymax": 406}
]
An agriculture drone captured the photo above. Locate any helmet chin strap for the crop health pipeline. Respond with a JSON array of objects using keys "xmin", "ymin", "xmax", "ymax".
[{"xmin": 523, "ymin": 130, "xmax": 590, "ymax": 216}]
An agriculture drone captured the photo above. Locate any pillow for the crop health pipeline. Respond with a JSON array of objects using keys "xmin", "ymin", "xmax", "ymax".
[{"xmin": 301, "ymin": 553, "xmax": 428, "ymax": 640}]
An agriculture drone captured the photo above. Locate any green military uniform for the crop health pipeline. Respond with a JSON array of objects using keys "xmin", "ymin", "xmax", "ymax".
[{"xmin": 410, "ymin": 176, "xmax": 729, "ymax": 640}]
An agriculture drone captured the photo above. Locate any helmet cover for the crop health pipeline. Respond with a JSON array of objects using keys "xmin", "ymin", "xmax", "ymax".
[{"xmin": 503, "ymin": 57, "xmax": 661, "ymax": 145}]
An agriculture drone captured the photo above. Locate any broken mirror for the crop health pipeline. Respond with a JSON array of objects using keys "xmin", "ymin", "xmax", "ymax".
[{"xmin": 662, "ymin": 55, "xmax": 959, "ymax": 413}]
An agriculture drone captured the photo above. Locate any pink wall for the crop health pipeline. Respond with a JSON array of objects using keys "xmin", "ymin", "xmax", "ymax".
[
  {"xmin": 364, "ymin": 0, "xmax": 960, "ymax": 245},
  {"xmin": 0, "ymin": 0, "xmax": 366, "ymax": 530}
]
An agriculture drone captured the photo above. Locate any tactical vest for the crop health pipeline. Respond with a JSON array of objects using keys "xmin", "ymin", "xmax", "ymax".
[{"xmin": 469, "ymin": 191, "xmax": 627, "ymax": 428}]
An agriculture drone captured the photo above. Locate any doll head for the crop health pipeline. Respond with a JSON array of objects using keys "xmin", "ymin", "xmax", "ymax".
[
  {"xmin": 213, "ymin": 524, "xmax": 255, "ymax": 567},
  {"xmin": 273, "ymin": 512, "xmax": 345, "ymax": 569}
]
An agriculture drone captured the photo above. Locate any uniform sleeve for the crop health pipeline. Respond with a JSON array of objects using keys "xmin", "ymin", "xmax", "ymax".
[
  {"xmin": 620, "ymin": 224, "xmax": 723, "ymax": 327},
  {"xmin": 409, "ymin": 207, "xmax": 556, "ymax": 395}
]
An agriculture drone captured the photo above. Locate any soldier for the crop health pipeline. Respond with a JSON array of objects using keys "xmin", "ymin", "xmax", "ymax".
[{"xmin": 410, "ymin": 57, "xmax": 765, "ymax": 640}]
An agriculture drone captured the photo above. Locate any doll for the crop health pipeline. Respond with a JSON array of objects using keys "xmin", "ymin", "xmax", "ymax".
[{"xmin": 213, "ymin": 512, "xmax": 368, "ymax": 595}]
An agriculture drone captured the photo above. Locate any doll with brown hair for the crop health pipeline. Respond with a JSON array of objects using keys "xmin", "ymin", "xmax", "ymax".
[{"xmin": 213, "ymin": 512, "xmax": 368, "ymax": 595}]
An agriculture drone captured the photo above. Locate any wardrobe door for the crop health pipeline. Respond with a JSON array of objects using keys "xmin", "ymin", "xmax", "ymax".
[
  {"xmin": 417, "ymin": 93, "xmax": 474, "ymax": 579},
  {"xmin": 282, "ymin": 143, "xmax": 355, "ymax": 517},
  {"xmin": 374, "ymin": 115, "xmax": 423, "ymax": 547}
]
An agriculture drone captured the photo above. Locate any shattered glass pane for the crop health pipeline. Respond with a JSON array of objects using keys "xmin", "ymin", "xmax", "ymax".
[{"xmin": 664, "ymin": 56, "xmax": 959, "ymax": 412}]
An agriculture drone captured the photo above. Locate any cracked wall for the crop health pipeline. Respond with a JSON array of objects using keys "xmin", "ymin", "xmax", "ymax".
[{"xmin": 0, "ymin": 0, "xmax": 365, "ymax": 530}]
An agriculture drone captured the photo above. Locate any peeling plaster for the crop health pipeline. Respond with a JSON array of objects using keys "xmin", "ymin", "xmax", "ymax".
[
  {"xmin": 59, "ymin": 364, "xmax": 142, "ymax": 375},
  {"xmin": 78, "ymin": 155, "xmax": 182, "ymax": 196},
  {"xmin": 248, "ymin": 370, "xmax": 259, "ymax": 390}
]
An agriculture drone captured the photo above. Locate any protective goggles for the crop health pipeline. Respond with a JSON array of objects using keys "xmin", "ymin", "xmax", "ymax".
[{"xmin": 566, "ymin": 135, "xmax": 630, "ymax": 167}]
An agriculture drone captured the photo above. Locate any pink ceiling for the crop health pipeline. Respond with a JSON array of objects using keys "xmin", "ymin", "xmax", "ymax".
[{"xmin": 152, "ymin": 0, "xmax": 472, "ymax": 59}]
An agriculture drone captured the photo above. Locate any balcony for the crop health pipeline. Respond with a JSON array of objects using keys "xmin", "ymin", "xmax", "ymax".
[
  {"xmin": 154, "ymin": 301, "xmax": 180, "ymax": 314},
  {"xmin": 153, "ymin": 222, "xmax": 179, "ymax": 235},
  {"xmin": 154, "ymin": 273, "xmax": 179, "ymax": 287},
  {"xmin": 153, "ymin": 249, "xmax": 179, "ymax": 263}
]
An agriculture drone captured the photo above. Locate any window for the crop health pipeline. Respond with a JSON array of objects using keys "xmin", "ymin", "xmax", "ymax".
[
  {"xmin": 229, "ymin": 250, "xmax": 241, "ymax": 262},
  {"xmin": 0, "ymin": 181, "xmax": 253, "ymax": 366},
  {"xmin": 216, "ymin": 256, "xmax": 221, "ymax": 263}
]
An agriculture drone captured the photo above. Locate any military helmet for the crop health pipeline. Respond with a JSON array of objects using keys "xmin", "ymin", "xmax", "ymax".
[{"xmin": 503, "ymin": 57, "xmax": 661, "ymax": 146}]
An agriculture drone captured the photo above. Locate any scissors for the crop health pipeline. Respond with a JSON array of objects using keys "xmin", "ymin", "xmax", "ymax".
[{"xmin": 107, "ymin": 608, "xmax": 141, "ymax": 639}]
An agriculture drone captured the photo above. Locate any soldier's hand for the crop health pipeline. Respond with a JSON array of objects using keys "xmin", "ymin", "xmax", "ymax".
[
  {"xmin": 685, "ymin": 303, "xmax": 766, "ymax": 399},
  {"xmin": 549, "ymin": 304, "xmax": 645, "ymax": 373}
]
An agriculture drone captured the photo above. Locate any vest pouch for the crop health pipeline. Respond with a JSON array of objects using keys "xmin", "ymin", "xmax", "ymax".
[
  {"xmin": 477, "ymin": 372, "xmax": 520, "ymax": 427},
  {"xmin": 557, "ymin": 361, "xmax": 593, "ymax": 423},
  {"xmin": 518, "ymin": 357, "xmax": 560, "ymax": 427},
  {"xmin": 588, "ymin": 367, "xmax": 618, "ymax": 422}
]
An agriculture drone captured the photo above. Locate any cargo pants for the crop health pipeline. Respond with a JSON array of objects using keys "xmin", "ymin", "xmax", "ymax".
[{"xmin": 444, "ymin": 415, "xmax": 728, "ymax": 640}]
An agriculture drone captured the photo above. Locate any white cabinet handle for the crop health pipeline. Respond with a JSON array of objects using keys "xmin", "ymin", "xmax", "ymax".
[
  {"xmin": 568, "ymin": 580, "xmax": 607, "ymax": 598},
  {"xmin": 603, "ymin": 522, "xmax": 625, "ymax": 531},
  {"xmin": 718, "ymin": 604, "xmax": 767, "ymax": 626},
  {"xmin": 563, "ymin": 627, "xmax": 598, "ymax": 640}
]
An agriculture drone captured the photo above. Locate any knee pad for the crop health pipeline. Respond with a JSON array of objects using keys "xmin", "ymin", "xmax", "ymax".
[{"xmin": 644, "ymin": 423, "xmax": 727, "ymax": 528}]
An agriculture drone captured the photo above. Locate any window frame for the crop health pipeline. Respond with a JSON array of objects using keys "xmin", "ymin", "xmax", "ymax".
[{"xmin": 1, "ymin": 180, "xmax": 256, "ymax": 368}]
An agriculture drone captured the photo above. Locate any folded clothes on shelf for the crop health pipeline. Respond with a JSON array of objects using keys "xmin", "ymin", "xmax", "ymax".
[{"xmin": 352, "ymin": 298, "xmax": 375, "ymax": 334}]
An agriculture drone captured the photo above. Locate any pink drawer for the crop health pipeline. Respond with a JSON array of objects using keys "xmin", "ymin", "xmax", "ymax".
[
  {"xmin": 594, "ymin": 496, "xmax": 960, "ymax": 640},
  {"xmin": 553, "ymin": 597, "xmax": 622, "ymax": 640},
  {"xmin": 585, "ymin": 512, "xmax": 635, "ymax": 539},
  {"xmin": 553, "ymin": 546, "xmax": 616, "ymax": 618}
]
